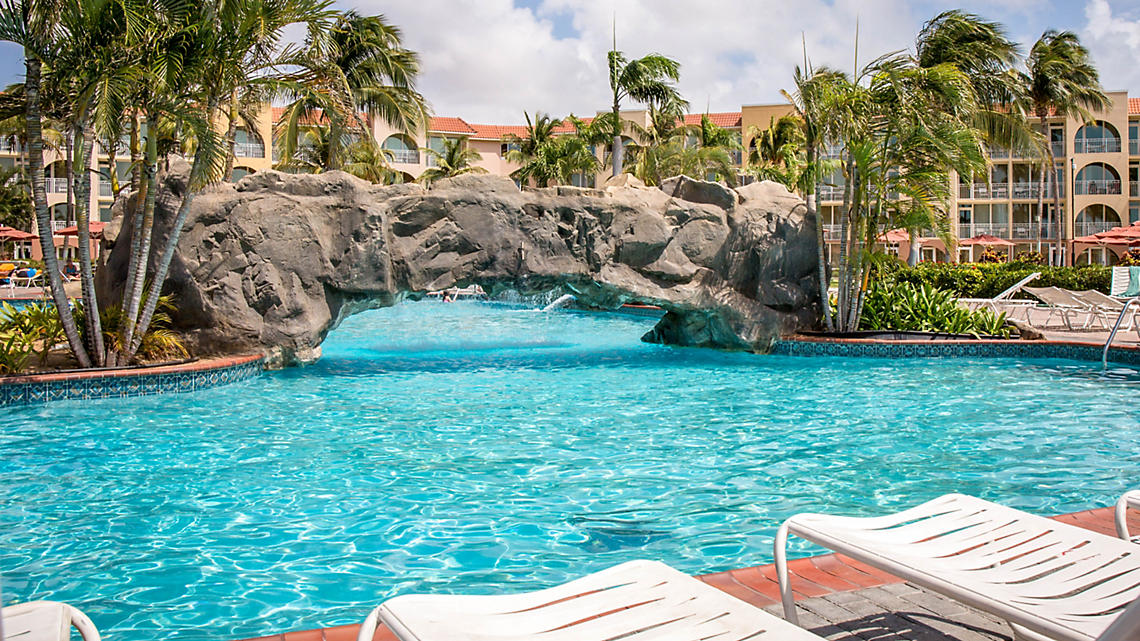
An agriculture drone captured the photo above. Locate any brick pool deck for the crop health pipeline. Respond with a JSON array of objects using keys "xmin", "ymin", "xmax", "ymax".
[{"xmin": 238, "ymin": 504, "xmax": 1138, "ymax": 641}]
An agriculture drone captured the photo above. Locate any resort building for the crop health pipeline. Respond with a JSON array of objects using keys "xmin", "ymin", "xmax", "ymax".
[{"xmin": 7, "ymin": 91, "xmax": 1140, "ymax": 266}]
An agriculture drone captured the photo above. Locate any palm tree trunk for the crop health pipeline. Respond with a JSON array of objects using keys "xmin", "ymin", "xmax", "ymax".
[
  {"xmin": 118, "ymin": 111, "xmax": 159, "ymax": 361},
  {"xmin": 611, "ymin": 104, "xmax": 623, "ymax": 177},
  {"xmin": 908, "ymin": 230, "xmax": 921, "ymax": 266},
  {"xmin": 1049, "ymin": 148, "xmax": 1065, "ymax": 267},
  {"xmin": 1035, "ymin": 118, "xmax": 1047, "ymax": 255},
  {"xmin": 129, "ymin": 112, "xmax": 141, "ymax": 193},
  {"xmin": 223, "ymin": 90, "xmax": 238, "ymax": 181},
  {"xmin": 836, "ymin": 156, "xmax": 854, "ymax": 332},
  {"xmin": 64, "ymin": 136, "xmax": 73, "ymax": 226},
  {"xmin": 807, "ymin": 144, "xmax": 833, "ymax": 332},
  {"xmin": 107, "ymin": 136, "xmax": 119, "ymax": 196},
  {"xmin": 25, "ymin": 54, "xmax": 91, "ymax": 368},
  {"xmin": 73, "ymin": 117, "xmax": 105, "ymax": 365}
]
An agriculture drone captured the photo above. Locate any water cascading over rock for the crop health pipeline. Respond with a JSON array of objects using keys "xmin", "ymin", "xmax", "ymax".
[{"xmin": 100, "ymin": 160, "xmax": 821, "ymax": 367}]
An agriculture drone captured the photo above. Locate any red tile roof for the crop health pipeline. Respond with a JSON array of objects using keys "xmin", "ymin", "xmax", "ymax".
[
  {"xmin": 683, "ymin": 112, "xmax": 742, "ymax": 128},
  {"xmin": 552, "ymin": 117, "xmax": 594, "ymax": 134},
  {"xmin": 428, "ymin": 117, "xmax": 476, "ymax": 135},
  {"xmin": 1129, "ymin": 98, "xmax": 1140, "ymax": 116},
  {"xmin": 468, "ymin": 123, "xmax": 530, "ymax": 139}
]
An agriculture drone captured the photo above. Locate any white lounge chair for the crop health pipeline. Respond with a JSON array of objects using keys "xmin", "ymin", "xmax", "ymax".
[
  {"xmin": 775, "ymin": 493, "xmax": 1140, "ymax": 641},
  {"xmin": 1024, "ymin": 285, "xmax": 1107, "ymax": 329},
  {"xmin": 958, "ymin": 271, "xmax": 1040, "ymax": 320},
  {"xmin": 1117, "ymin": 490, "xmax": 1140, "ymax": 543},
  {"xmin": 357, "ymin": 560, "xmax": 825, "ymax": 641},
  {"xmin": 1111, "ymin": 266, "xmax": 1140, "ymax": 298},
  {"xmin": 1, "ymin": 600, "xmax": 102, "ymax": 641}
]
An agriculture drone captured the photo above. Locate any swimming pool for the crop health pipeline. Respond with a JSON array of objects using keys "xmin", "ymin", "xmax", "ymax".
[{"xmin": 2, "ymin": 301, "xmax": 1138, "ymax": 640}]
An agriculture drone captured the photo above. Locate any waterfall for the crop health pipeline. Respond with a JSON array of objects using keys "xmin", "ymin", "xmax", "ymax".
[{"xmin": 541, "ymin": 294, "xmax": 577, "ymax": 312}]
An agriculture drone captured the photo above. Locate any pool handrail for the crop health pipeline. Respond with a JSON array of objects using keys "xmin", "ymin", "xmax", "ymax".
[{"xmin": 1103, "ymin": 296, "xmax": 1140, "ymax": 367}]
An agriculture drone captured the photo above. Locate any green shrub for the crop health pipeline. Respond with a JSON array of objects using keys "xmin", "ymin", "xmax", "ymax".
[
  {"xmin": 860, "ymin": 281, "xmax": 1011, "ymax": 337},
  {"xmin": 884, "ymin": 262, "xmax": 1109, "ymax": 298},
  {"xmin": 0, "ymin": 301, "xmax": 64, "ymax": 365},
  {"xmin": 0, "ymin": 332, "xmax": 34, "ymax": 374}
]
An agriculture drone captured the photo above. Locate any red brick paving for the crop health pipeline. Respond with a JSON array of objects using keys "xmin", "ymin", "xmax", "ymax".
[{"xmin": 235, "ymin": 504, "xmax": 1138, "ymax": 641}]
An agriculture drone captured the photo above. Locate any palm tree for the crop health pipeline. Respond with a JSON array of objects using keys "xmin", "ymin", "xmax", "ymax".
[
  {"xmin": 276, "ymin": 11, "xmax": 428, "ymax": 172},
  {"xmin": 504, "ymin": 112, "xmax": 562, "ymax": 166},
  {"xmin": 343, "ymin": 139, "xmax": 395, "ymax": 184},
  {"xmin": 747, "ymin": 115, "xmax": 804, "ymax": 189},
  {"xmin": 605, "ymin": 42, "xmax": 685, "ymax": 177},
  {"xmin": 1017, "ymin": 30, "xmax": 1109, "ymax": 265},
  {"xmin": 418, "ymin": 137, "xmax": 486, "ymax": 186}
]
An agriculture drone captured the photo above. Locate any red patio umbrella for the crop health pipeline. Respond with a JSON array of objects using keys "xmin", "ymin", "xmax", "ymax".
[
  {"xmin": 55, "ymin": 221, "xmax": 106, "ymax": 237},
  {"xmin": 877, "ymin": 228, "xmax": 909, "ymax": 243},
  {"xmin": 0, "ymin": 225, "xmax": 37, "ymax": 240},
  {"xmin": 959, "ymin": 234, "xmax": 1015, "ymax": 247}
]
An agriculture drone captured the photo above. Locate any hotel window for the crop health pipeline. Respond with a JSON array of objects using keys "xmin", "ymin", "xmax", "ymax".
[
  {"xmin": 1131, "ymin": 122, "xmax": 1139, "ymax": 155},
  {"xmin": 500, "ymin": 141, "xmax": 520, "ymax": 158},
  {"xmin": 1131, "ymin": 202, "xmax": 1140, "ymax": 224}
]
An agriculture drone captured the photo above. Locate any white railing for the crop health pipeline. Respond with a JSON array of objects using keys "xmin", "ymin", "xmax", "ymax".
[
  {"xmin": 817, "ymin": 185, "xmax": 844, "ymax": 201},
  {"xmin": 1074, "ymin": 137, "xmax": 1121, "ymax": 154},
  {"xmin": 1131, "ymin": 139, "xmax": 1139, "ymax": 156},
  {"xmin": 1075, "ymin": 221, "xmax": 1118, "ymax": 236},
  {"xmin": 99, "ymin": 182, "xmax": 113, "ymax": 198},
  {"xmin": 46, "ymin": 177, "xmax": 68, "ymax": 193},
  {"xmin": 233, "ymin": 142, "xmax": 265, "ymax": 158},
  {"xmin": 386, "ymin": 148, "xmax": 420, "ymax": 164},
  {"xmin": 959, "ymin": 183, "xmax": 1010, "ymax": 199},
  {"xmin": 1074, "ymin": 179, "xmax": 1121, "ymax": 195},
  {"xmin": 821, "ymin": 143, "xmax": 843, "ymax": 160},
  {"xmin": 0, "ymin": 140, "xmax": 22, "ymax": 154},
  {"xmin": 51, "ymin": 220, "xmax": 72, "ymax": 231},
  {"xmin": 729, "ymin": 149, "xmax": 743, "ymax": 165},
  {"xmin": 823, "ymin": 224, "xmax": 841, "ymax": 240},
  {"xmin": 986, "ymin": 146, "xmax": 1010, "ymax": 159},
  {"xmin": 1132, "ymin": 181, "xmax": 1140, "ymax": 197},
  {"xmin": 1052, "ymin": 141, "xmax": 1065, "ymax": 157},
  {"xmin": 968, "ymin": 223, "xmax": 1011, "ymax": 238}
]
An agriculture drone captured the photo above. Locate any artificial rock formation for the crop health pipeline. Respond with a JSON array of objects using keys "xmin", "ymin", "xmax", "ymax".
[{"xmin": 101, "ymin": 161, "xmax": 821, "ymax": 367}]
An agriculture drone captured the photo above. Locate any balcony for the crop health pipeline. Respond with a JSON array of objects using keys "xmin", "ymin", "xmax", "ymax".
[
  {"xmin": 0, "ymin": 140, "xmax": 22, "ymax": 154},
  {"xmin": 958, "ymin": 183, "xmax": 1009, "ymax": 199},
  {"xmin": 99, "ymin": 182, "xmax": 113, "ymax": 198},
  {"xmin": 47, "ymin": 177, "xmax": 68, "ymax": 193},
  {"xmin": 1131, "ymin": 139, "xmax": 1139, "ymax": 156},
  {"xmin": 51, "ymin": 220, "xmax": 72, "ymax": 231},
  {"xmin": 729, "ymin": 149, "xmax": 743, "ymax": 166},
  {"xmin": 387, "ymin": 148, "xmax": 420, "ymax": 164},
  {"xmin": 1074, "ymin": 179, "xmax": 1121, "ymax": 196},
  {"xmin": 1075, "ymin": 221, "xmax": 1119, "ymax": 236},
  {"xmin": 986, "ymin": 146, "xmax": 1010, "ymax": 159},
  {"xmin": 817, "ymin": 185, "xmax": 844, "ymax": 201},
  {"xmin": 1052, "ymin": 141, "xmax": 1065, "ymax": 157},
  {"xmin": 1074, "ymin": 137, "xmax": 1121, "ymax": 154},
  {"xmin": 823, "ymin": 224, "xmax": 841, "ymax": 240},
  {"xmin": 1133, "ymin": 181, "xmax": 1140, "ymax": 198},
  {"xmin": 233, "ymin": 142, "xmax": 265, "ymax": 158},
  {"xmin": 821, "ymin": 143, "xmax": 843, "ymax": 160},
  {"xmin": 968, "ymin": 223, "xmax": 1011, "ymax": 238}
]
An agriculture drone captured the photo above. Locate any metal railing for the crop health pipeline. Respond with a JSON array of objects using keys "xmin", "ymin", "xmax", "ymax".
[
  {"xmin": 1052, "ymin": 141, "xmax": 1065, "ymax": 157},
  {"xmin": 99, "ymin": 182, "xmax": 113, "ymax": 198},
  {"xmin": 959, "ymin": 183, "xmax": 1013, "ymax": 199},
  {"xmin": 986, "ymin": 146, "xmax": 1010, "ymax": 159},
  {"xmin": 233, "ymin": 142, "xmax": 265, "ymax": 158},
  {"xmin": 1103, "ymin": 297, "xmax": 1140, "ymax": 367},
  {"xmin": 817, "ymin": 185, "xmax": 844, "ymax": 201},
  {"xmin": 0, "ymin": 140, "xmax": 22, "ymax": 154},
  {"xmin": 1131, "ymin": 139, "xmax": 1139, "ymax": 156},
  {"xmin": 1133, "ymin": 181, "xmax": 1139, "ymax": 197},
  {"xmin": 51, "ymin": 220, "xmax": 72, "ymax": 231},
  {"xmin": 1074, "ymin": 221, "xmax": 1119, "ymax": 236},
  {"xmin": 46, "ymin": 177, "xmax": 68, "ymax": 193},
  {"xmin": 1074, "ymin": 137, "xmax": 1121, "ymax": 154},
  {"xmin": 823, "ymin": 224, "xmax": 841, "ymax": 240},
  {"xmin": 386, "ymin": 148, "xmax": 420, "ymax": 164},
  {"xmin": 729, "ymin": 149, "xmax": 743, "ymax": 166},
  {"xmin": 821, "ymin": 143, "xmax": 843, "ymax": 160},
  {"xmin": 1074, "ymin": 179, "xmax": 1121, "ymax": 195}
]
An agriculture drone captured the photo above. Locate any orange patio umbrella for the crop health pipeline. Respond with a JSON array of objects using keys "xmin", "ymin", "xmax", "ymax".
[
  {"xmin": 877, "ymin": 228, "xmax": 910, "ymax": 243},
  {"xmin": 55, "ymin": 221, "xmax": 106, "ymax": 237},
  {"xmin": 0, "ymin": 225, "xmax": 38, "ymax": 241}
]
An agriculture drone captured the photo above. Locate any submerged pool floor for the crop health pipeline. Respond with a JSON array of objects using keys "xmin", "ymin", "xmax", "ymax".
[{"xmin": 2, "ymin": 302, "xmax": 1138, "ymax": 641}]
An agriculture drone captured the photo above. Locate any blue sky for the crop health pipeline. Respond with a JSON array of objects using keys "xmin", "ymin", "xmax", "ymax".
[{"xmin": 3, "ymin": 1, "xmax": 1139, "ymax": 122}]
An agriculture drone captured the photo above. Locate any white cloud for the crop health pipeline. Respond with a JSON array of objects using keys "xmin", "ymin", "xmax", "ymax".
[
  {"xmin": 1083, "ymin": 0, "xmax": 1140, "ymax": 93},
  {"xmin": 354, "ymin": 0, "xmax": 921, "ymax": 123}
]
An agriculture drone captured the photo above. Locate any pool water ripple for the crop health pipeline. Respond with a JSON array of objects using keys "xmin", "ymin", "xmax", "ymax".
[{"xmin": 2, "ymin": 301, "xmax": 1139, "ymax": 640}]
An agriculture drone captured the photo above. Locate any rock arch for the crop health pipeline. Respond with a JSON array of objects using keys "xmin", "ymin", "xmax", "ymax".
[{"xmin": 101, "ymin": 163, "xmax": 821, "ymax": 367}]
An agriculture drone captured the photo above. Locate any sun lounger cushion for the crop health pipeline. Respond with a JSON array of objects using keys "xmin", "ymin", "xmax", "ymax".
[{"xmin": 1124, "ymin": 267, "xmax": 1140, "ymax": 297}]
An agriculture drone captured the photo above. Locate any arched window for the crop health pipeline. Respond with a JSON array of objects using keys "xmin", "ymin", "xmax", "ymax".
[
  {"xmin": 1076, "ymin": 203, "xmax": 1122, "ymax": 236},
  {"xmin": 232, "ymin": 166, "xmax": 255, "ymax": 182},
  {"xmin": 382, "ymin": 134, "xmax": 419, "ymax": 164},
  {"xmin": 1074, "ymin": 120, "xmax": 1121, "ymax": 153},
  {"xmin": 234, "ymin": 128, "xmax": 265, "ymax": 158},
  {"xmin": 1074, "ymin": 162, "xmax": 1121, "ymax": 195}
]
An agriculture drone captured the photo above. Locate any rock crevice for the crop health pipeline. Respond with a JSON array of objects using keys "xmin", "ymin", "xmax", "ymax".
[{"xmin": 101, "ymin": 163, "xmax": 821, "ymax": 367}]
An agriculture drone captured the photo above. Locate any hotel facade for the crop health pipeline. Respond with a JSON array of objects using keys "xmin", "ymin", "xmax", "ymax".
[{"xmin": 8, "ymin": 90, "xmax": 1140, "ymax": 266}]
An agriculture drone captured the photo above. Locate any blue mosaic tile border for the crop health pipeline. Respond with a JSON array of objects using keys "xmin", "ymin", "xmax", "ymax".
[
  {"xmin": 771, "ymin": 339, "xmax": 1140, "ymax": 367},
  {"xmin": 0, "ymin": 358, "xmax": 263, "ymax": 407}
]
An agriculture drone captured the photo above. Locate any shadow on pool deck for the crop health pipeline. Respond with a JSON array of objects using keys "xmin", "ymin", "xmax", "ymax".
[{"xmin": 237, "ymin": 505, "xmax": 1137, "ymax": 641}]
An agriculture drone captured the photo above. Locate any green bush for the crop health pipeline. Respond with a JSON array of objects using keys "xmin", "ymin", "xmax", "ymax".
[
  {"xmin": 0, "ymin": 301, "xmax": 64, "ymax": 366},
  {"xmin": 860, "ymin": 281, "xmax": 1011, "ymax": 337},
  {"xmin": 884, "ymin": 262, "xmax": 1110, "ymax": 299}
]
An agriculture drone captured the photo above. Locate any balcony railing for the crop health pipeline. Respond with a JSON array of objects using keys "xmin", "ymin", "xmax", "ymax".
[
  {"xmin": 0, "ymin": 140, "xmax": 22, "ymax": 154},
  {"xmin": 729, "ymin": 149, "xmax": 743, "ymax": 166},
  {"xmin": 821, "ymin": 143, "xmax": 843, "ymax": 160},
  {"xmin": 958, "ymin": 183, "xmax": 1013, "ymax": 199},
  {"xmin": 1131, "ymin": 139, "xmax": 1139, "ymax": 156},
  {"xmin": 1133, "ymin": 181, "xmax": 1140, "ymax": 198},
  {"xmin": 51, "ymin": 220, "xmax": 72, "ymax": 231},
  {"xmin": 986, "ymin": 146, "xmax": 1010, "ymax": 159},
  {"xmin": 386, "ymin": 148, "xmax": 420, "ymax": 164},
  {"xmin": 1052, "ymin": 141, "xmax": 1065, "ymax": 157},
  {"xmin": 46, "ymin": 177, "xmax": 68, "ymax": 193},
  {"xmin": 823, "ymin": 224, "xmax": 841, "ymax": 240},
  {"xmin": 817, "ymin": 185, "xmax": 844, "ymax": 201},
  {"xmin": 1075, "ymin": 221, "xmax": 1119, "ymax": 237},
  {"xmin": 99, "ymin": 182, "xmax": 113, "ymax": 198},
  {"xmin": 1074, "ymin": 137, "xmax": 1121, "ymax": 154},
  {"xmin": 1074, "ymin": 179, "xmax": 1121, "ymax": 195},
  {"xmin": 233, "ymin": 142, "xmax": 265, "ymax": 158}
]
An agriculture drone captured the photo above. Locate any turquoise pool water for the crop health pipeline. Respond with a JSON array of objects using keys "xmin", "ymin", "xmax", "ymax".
[{"xmin": 2, "ymin": 301, "xmax": 1139, "ymax": 641}]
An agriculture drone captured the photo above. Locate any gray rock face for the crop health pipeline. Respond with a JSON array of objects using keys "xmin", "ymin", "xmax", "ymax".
[{"xmin": 101, "ymin": 161, "xmax": 821, "ymax": 367}]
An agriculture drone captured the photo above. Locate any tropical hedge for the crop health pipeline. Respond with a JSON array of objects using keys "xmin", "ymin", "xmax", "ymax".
[{"xmin": 878, "ymin": 262, "xmax": 1110, "ymax": 299}]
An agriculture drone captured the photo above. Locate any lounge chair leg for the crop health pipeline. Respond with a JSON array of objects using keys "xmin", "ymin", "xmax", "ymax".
[
  {"xmin": 1116, "ymin": 494, "xmax": 1132, "ymax": 541},
  {"xmin": 356, "ymin": 606, "xmax": 382, "ymax": 641},
  {"xmin": 65, "ymin": 604, "xmax": 102, "ymax": 641},
  {"xmin": 774, "ymin": 521, "xmax": 799, "ymax": 625}
]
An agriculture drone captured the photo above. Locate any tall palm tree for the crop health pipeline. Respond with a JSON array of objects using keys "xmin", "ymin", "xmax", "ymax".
[
  {"xmin": 605, "ymin": 42, "xmax": 685, "ymax": 177},
  {"xmin": 504, "ymin": 112, "xmax": 562, "ymax": 166},
  {"xmin": 276, "ymin": 11, "xmax": 428, "ymax": 172},
  {"xmin": 747, "ymin": 115, "xmax": 804, "ymax": 189},
  {"xmin": 782, "ymin": 65, "xmax": 851, "ymax": 331},
  {"xmin": 343, "ymin": 139, "xmax": 395, "ymax": 183},
  {"xmin": 1017, "ymin": 30, "xmax": 1109, "ymax": 265},
  {"xmin": 418, "ymin": 137, "xmax": 485, "ymax": 186}
]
